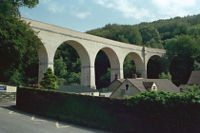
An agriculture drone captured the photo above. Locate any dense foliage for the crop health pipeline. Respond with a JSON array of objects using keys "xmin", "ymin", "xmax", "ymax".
[
  {"xmin": 159, "ymin": 72, "xmax": 172, "ymax": 81},
  {"xmin": 0, "ymin": 0, "xmax": 39, "ymax": 16},
  {"xmin": 17, "ymin": 87, "xmax": 200, "ymax": 133},
  {"xmin": 0, "ymin": 0, "xmax": 40, "ymax": 86},
  {"xmin": 0, "ymin": 15, "xmax": 42, "ymax": 85},
  {"xmin": 182, "ymin": 85, "xmax": 200, "ymax": 94},
  {"xmin": 40, "ymin": 68, "xmax": 58, "ymax": 89},
  {"xmin": 54, "ymin": 43, "xmax": 81, "ymax": 85},
  {"xmin": 87, "ymin": 15, "xmax": 200, "ymax": 85}
]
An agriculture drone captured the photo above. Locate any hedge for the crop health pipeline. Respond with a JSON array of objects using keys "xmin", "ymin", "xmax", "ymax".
[{"xmin": 16, "ymin": 87, "xmax": 200, "ymax": 133}]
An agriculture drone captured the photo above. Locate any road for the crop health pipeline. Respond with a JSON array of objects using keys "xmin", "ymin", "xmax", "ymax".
[{"xmin": 0, "ymin": 101, "xmax": 109, "ymax": 133}]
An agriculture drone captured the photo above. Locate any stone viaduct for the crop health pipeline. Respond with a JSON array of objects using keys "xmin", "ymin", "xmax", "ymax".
[{"xmin": 23, "ymin": 18, "xmax": 166, "ymax": 89}]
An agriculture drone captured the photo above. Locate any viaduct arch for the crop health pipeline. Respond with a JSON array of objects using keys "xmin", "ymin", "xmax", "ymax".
[{"xmin": 23, "ymin": 18, "xmax": 166, "ymax": 89}]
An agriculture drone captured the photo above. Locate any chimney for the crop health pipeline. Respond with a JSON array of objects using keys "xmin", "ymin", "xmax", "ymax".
[
  {"xmin": 132, "ymin": 74, "xmax": 137, "ymax": 79},
  {"xmin": 115, "ymin": 74, "xmax": 120, "ymax": 80}
]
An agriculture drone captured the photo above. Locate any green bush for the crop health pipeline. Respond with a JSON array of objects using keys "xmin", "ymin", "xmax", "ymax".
[
  {"xmin": 159, "ymin": 72, "xmax": 172, "ymax": 80},
  {"xmin": 182, "ymin": 85, "xmax": 200, "ymax": 94},
  {"xmin": 40, "ymin": 68, "xmax": 58, "ymax": 89},
  {"xmin": 99, "ymin": 88, "xmax": 109, "ymax": 93}
]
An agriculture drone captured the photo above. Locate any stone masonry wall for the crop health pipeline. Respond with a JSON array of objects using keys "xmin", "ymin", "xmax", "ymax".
[{"xmin": 0, "ymin": 92, "xmax": 16, "ymax": 101}]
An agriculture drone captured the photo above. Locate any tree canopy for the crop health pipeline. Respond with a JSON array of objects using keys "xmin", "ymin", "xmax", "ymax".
[
  {"xmin": 0, "ymin": 15, "xmax": 42, "ymax": 85},
  {"xmin": 0, "ymin": 0, "xmax": 41, "ymax": 86},
  {"xmin": 54, "ymin": 43, "xmax": 81, "ymax": 85},
  {"xmin": 0, "ymin": 0, "xmax": 39, "ymax": 16}
]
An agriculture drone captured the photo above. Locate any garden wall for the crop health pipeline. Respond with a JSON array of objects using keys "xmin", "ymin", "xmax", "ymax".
[{"xmin": 16, "ymin": 87, "xmax": 200, "ymax": 133}]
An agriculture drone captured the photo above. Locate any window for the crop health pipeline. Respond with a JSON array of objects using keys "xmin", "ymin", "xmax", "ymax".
[
  {"xmin": 151, "ymin": 84, "xmax": 157, "ymax": 91},
  {"xmin": 126, "ymin": 84, "xmax": 129, "ymax": 91},
  {"xmin": 153, "ymin": 86, "xmax": 156, "ymax": 90},
  {"xmin": 125, "ymin": 84, "xmax": 130, "ymax": 95}
]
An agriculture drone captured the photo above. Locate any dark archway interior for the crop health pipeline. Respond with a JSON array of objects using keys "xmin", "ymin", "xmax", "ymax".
[
  {"xmin": 54, "ymin": 42, "xmax": 81, "ymax": 86},
  {"xmin": 147, "ymin": 56, "xmax": 161, "ymax": 79},
  {"xmin": 95, "ymin": 50, "xmax": 110, "ymax": 89}
]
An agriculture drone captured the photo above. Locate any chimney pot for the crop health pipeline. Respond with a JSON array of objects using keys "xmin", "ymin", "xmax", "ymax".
[
  {"xmin": 115, "ymin": 74, "xmax": 120, "ymax": 80},
  {"xmin": 132, "ymin": 74, "xmax": 137, "ymax": 79}
]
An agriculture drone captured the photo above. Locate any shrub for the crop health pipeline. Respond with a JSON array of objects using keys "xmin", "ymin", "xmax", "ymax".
[
  {"xmin": 182, "ymin": 85, "xmax": 200, "ymax": 94},
  {"xmin": 40, "ymin": 68, "xmax": 58, "ymax": 89},
  {"xmin": 159, "ymin": 72, "xmax": 172, "ymax": 80}
]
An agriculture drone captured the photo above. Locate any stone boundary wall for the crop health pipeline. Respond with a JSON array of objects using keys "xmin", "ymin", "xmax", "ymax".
[{"xmin": 17, "ymin": 87, "xmax": 200, "ymax": 133}]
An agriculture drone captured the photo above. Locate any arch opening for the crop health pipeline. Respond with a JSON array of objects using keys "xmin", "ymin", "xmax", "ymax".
[
  {"xmin": 147, "ymin": 55, "xmax": 162, "ymax": 79},
  {"xmin": 123, "ymin": 52, "xmax": 143, "ymax": 78},
  {"xmin": 53, "ymin": 40, "xmax": 90, "ymax": 88},
  {"xmin": 95, "ymin": 50, "xmax": 110, "ymax": 89},
  {"xmin": 94, "ymin": 47, "xmax": 120, "ymax": 90}
]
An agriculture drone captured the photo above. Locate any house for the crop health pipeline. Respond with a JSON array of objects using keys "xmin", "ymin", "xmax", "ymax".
[
  {"xmin": 107, "ymin": 79, "xmax": 125, "ymax": 92},
  {"xmin": 110, "ymin": 79, "xmax": 180, "ymax": 98},
  {"xmin": 99, "ymin": 79, "xmax": 125, "ymax": 97},
  {"xmin": 179, "ymin": 71, "xmax": 200, "ymax": 92},
  {"xmin": 187, "ymin": 71, "xmax": 200, "ymax": 85}
]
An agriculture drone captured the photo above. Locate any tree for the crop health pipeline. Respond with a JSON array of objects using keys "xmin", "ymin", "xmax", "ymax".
[
  {"xmin": 188, "ymin": 24, "xmax": 200, "ymax": 38},
  {"xmin": 147, "ymin": 57, "xmax": 162, "ymax": 79},
  {"xmin": 139, "ymin": 26, "xmax": 161, "ymax": 45},
  {"xmin": 0, "ymin": 15, "xmax": 42, "ymax": 85},
  {"xmin": 159, "ymin": 72, "xmax": 172, "ymax": 81},
  {"xmin": 8, "ymin": 69, "xmax": 23, "ymax": 86},
  {"xmin": 54, "ymin": 43, "xmax": 81, "ymax": 85},
  {"xmin": 123, "ymin": 55, "xmax": 136, "ymax": 78},
  {"xmin": 164, "ymin": 35, "xmax": 200, "ymax": 85},
  {"xmin": 54, "ymin": 57, "xmax": 67, "ymax": 78},
  {"xmin": 193, "ymin": 61, "xmax": 200, "ymax": 71},
  {"xmin": 40, "ymin": 68, "xmax": 58, "ymax": 89},
  {"xmin": 0, "ymin": 0, "xmax": 39, "ymax": 16}
]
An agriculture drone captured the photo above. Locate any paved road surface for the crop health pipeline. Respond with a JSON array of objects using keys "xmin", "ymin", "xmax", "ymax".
[{"xmin": 0, "ymin": 101, "xmax": 109, "ymax": 133}]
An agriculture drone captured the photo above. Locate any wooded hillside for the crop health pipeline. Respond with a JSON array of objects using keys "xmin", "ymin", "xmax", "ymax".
[{"xmin": 85, "ymin": 14, "xmax": 200, "ymax": 86}]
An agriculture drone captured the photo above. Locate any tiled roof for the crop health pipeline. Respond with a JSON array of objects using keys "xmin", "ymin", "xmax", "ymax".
[
  {"xmin": 187, "ymin": 71, "xmax": 200, "ymax": 85},
  {"xmin": 127, "ymin": 79, "xmax": 180, "ymax": 93},
  {"xmin": 107, "ymin": 79, "xmax": 125, "ymax": 91},
  {"xmin": 118, "ymin": 79, "xmax": 125, "ymax": 83},
  {"xmin": 143, "ymin": 82, "xmax": 154, "ymax": 90}
]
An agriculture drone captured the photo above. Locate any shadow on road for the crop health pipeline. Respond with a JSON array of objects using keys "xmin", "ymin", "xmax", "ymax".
[{"xmin": 0, "ymin": 101, "xmax": 109, "ymax": 133}]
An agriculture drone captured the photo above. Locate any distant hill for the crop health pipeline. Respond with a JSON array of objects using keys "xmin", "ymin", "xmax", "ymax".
[
  {"xmin": 87, "ymin": 14, "xmax": 200, "ymax": 86},
  {"xmin": 87, "ymin": 14, "xmax": 200, "ymax": 49}
]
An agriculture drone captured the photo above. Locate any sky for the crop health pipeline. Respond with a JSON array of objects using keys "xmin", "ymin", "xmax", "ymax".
[{"xmin": 20, "ymin": 0, "xmax": 200, "ymax": 32}]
